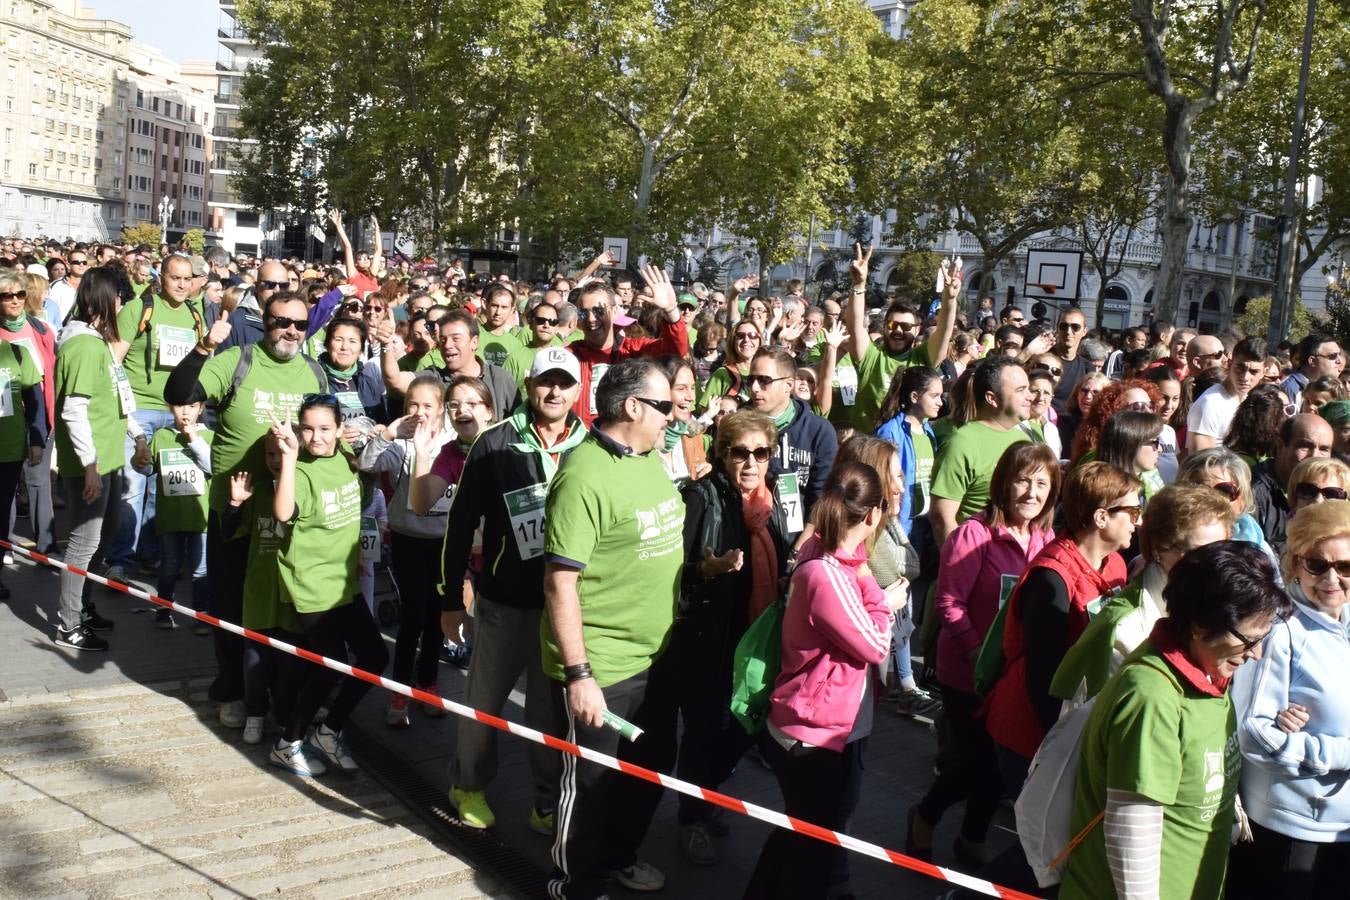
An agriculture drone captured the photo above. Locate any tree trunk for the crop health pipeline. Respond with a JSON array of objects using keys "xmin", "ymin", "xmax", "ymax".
[
  {"xmin": 1154, "ymin": 105, "xmax": 1198, "ymax": 324},
  {"xmin": 1095, "ymin": 261, "xmax": 1110, "ymax": 327},
  {"xmin": 632, "ymin": 141, "xmax": 656, "ymax": 263}
]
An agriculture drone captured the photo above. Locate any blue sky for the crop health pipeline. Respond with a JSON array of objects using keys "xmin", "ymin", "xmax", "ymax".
[{"xmin": 86, "ymin": 0, "xmax": 220, "ymax": 65}]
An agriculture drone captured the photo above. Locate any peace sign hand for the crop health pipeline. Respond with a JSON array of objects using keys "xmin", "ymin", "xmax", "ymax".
[
  {"xmin": 268, "ymin": 409, "xmax": 299, "ymax": 459},
  {"xmin": 850, "ymin": 242, "xmax": 873, "ymax": 287}
]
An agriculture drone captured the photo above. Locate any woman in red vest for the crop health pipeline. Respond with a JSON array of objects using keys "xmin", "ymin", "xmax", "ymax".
[{"xmin": 984, "ymin": 461, "xmax": 1139, "ymax": 789}]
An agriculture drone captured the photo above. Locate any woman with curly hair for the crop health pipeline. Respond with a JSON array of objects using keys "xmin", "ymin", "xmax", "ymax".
[
  {"xmin": 1057, "ymin": 372, "xmax": 1110, "ymax": 457},
  {"xmin": 1226, "ymin": 383, "xmax": 1291, "ymax": 466},
  {"xmin": 1069, "ymin": 378, "xmax": 1164, "ymax": 465}
]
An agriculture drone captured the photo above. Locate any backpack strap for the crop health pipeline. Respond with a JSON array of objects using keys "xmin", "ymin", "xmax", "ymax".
[
  {"xmin": 25, "ymin": 315, "xmax": 48, "ymax": 337},
  {"xmin": 217, "ymin": 343, "xmax": 254, "ymax": 413},
  {"xmin": 135, "ymin": 295, "xmax": 155, "ymax": 338},
  {"xmin": 302, "ymin": 352, "xmax": 329, "ymax": 393}
]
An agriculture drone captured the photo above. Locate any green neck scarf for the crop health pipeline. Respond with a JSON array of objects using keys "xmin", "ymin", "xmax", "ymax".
[
  {"xmin": 772, "ymin": 400, "xmax": 797, "ymax": 431},
  {"xmin": 663, "ymin": 419, "xmax": 692, "ymax": 452},
  {"xmin": 1, "ymin": 316, "xmax": 25, "ymax": 333},
  {"xmin": 321, "ymin": 354, "xmax": 360, "ymax": 381},
  {"xmin": 508, "ymin": 407, "xmax": 587, "ymax": 482}
]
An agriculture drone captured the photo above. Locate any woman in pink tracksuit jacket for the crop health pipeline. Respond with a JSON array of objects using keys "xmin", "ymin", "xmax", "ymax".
[{"xmin": 743, "ymin": 461, "xmax": 904, "ymax": 900}]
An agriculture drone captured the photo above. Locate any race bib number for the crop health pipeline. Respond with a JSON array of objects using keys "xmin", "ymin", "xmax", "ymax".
[
  {"xmin": 359, "ymin": 516, "xmax": 381, "ymax": 565},
  {"xmin": 835, "ymin": 365, "xmax": 857, "ymax": 407},
  {"xmin": 156, "ymin": 325, "xmax": 197, "ymax": 368},
  {"xmin": 112, "ymin": 363, "xmax": 136, "ymax": 416},
  {"xmin": 334, "ymin": 391, "xmax": 364, "ymax": 422},
  {"xmin": 504, "ymin": 482, "xmax": 548, "ymax": 560},
  {"xmin": 9, "ymin": 337, "xmax": 41, "ymax": 374},
  {"xmin": 998, "ymin": 573, "xmax": 1019, "ymax": 610},
  {"xmin": 159, "ymin": 448, "xmax": 204, "ymax": 496},
  {"xmin": 778, "ymin": 473, "xmax": 804, "ymax": 533},
  {"xmin": 413, "ymin": 481, "xmax": 455, "ymax": 516},
  {"xmin": 588, "ymin": 363, "xmax": 610, "ymax": 416}
]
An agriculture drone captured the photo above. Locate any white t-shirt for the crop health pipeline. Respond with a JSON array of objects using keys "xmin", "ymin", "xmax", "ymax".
[
  {"xmin": 48, "ymin": 279, "xmax": 76, "ymax": 322},
  {"xmin": 1186, "ymin": 382, "xmax": 1241, "ymax": 441}
]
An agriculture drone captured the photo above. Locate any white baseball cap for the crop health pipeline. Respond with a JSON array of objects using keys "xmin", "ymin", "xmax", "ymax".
[{"xmin": 528, "ymin": 346, "xmax": 581, "ymax": 382}]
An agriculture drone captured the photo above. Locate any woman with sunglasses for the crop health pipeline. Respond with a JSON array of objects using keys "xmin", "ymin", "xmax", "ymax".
[
  {"xmin": 1286, "ymin": 457, "xmax": 1350, "ymax": 517},
  {"xmin": 1061, "ymin": 542, "xmax": 1289, "ymax": 900},
  {"xmin": 1094, "ymin": 410, "xmax": 1166, "ymax": 504},
  {"xmin": 744, "ymin": 461, "xmax": 905, "ymax": 900},
  {"xmin": 1176, "ymin": 448, "xmax": 1281, "ymax": 577},
  {"xmin": 660, "ymin": 409, "xmax": 789, "ymax": 865},
  {"xmin": 909, "ymin": 442, "xmax": 1059, "ymax": 866},
  {"xmin": 1229, "ymin": 501, "xmax": 1350, "ymax": 899},
  {"xmin": 1226, "ymin": 383, "xmax": 1292, "ymax": 468},
  {"xmin": 697, "ymin": 320, "xmax": 761, "ymax": 415},
  {"xmin": 984, "ymin": 462, "xmax": 1137, "ymax": 787}
]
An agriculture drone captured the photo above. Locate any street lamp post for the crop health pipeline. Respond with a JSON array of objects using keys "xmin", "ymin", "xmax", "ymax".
[{"xmin": 158, "ymin": 195, "xmax": 175, "ymax": 246}]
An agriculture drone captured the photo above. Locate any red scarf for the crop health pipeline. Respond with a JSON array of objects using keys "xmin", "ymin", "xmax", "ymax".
[
  {"xmin": 1146, "ymin": 620, "xmax": 1228, "ymax": 696},
  {"xmin": 742, "ymin": 483, "xmax": 778, "ymax": 622}
]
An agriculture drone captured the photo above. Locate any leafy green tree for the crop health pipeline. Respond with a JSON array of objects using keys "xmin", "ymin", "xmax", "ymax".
[
  {"xmin": 120, "ymin": 223, "xmax": 161, "ymax": 247},
  {"xmin": 1237, "ymin": 295, "xmax": 1316, "ymax": 343},
  {"xmin": 886, "ymin": 250, "xmax": 945, "ymax": 306},
  {"xmin": 182, "ymin": 228, "xmax": 206, "ymax": 255}
]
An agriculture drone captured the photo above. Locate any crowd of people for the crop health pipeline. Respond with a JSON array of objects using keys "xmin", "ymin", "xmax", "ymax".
[{"xmin": 2, "ymin": 227, "xmax": 1349, "ymax": 900}]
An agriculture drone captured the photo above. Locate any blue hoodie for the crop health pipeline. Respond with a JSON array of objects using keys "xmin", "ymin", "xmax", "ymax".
[
  {"xmin": 775, "ymin": 395, "xmax": 838, "ymax": 534},
  {"xmin": 1232, "ymin": 585, "xmax": 1350, "ymax": 842}
]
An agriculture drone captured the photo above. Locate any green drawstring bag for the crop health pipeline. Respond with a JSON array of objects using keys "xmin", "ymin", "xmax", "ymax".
[{"xmin": 729, "ymin": 601, "xmax": 785, "ymax": 733}]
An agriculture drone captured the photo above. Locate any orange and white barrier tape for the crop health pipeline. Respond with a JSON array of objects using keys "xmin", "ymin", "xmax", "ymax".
[{"xmin": 4, "ymin": 538, "xmax": 1039, "ymax": 900}]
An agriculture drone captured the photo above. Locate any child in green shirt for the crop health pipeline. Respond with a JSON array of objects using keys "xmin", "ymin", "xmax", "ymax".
[{"xmin": 150, "ymin": 389, "xmax": 213, "ymax": 631}]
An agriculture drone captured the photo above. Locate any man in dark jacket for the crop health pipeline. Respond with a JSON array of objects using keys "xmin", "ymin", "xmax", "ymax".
[
  {"xmin": 439, "ymin": 346, "xmax": 587, "ymax": 834},
  {"xmin": 1250, "ymin": 414, "xmax": 1334, "ymax": 557},
  {"xmin": 748, "ymin": 348, "xmax": 837, "ymax": 548}
]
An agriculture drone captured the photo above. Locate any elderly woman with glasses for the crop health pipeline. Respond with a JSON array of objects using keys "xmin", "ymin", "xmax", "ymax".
[
  {"xmin": 1060, "ymin": 542, "xmax": 1290, "ymax": 900},
  {"xmin": 1228, "ymin": 501, "xmax": 1350, "ymax": 899},
  {"xmin": 1286, "ymin": 456, "xmax": 1350, "ymax": 516},
  {"xmin": 1175, "ymin": 448, "xmax": 1281, "ymax": 579}
]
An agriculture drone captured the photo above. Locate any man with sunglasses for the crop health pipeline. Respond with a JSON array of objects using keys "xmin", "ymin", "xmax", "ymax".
[
  {"xmin": 566, "ymin": 263, "xmax": 687, "ymax": 427},
  {"xmin": 748, "ymin": 348, "xmax": 836, "ymax": 545},
  {"xmin": 1187, "ymin": 336, "xmax": 1268, "ymax": 454},
  {"xmin": 1250, "ymin": 414, "xmax": 1335, "ymax": 558},
  {"xmin": 540, "ymin": 356, "xmax": 683, "ymax": 897},
  {"xmin": 164, "ymin": 291, "xmax": 329, "ymax": 729},
  {"xmin": 205, "ymin": 260, "xmax": 293, "ymax": 353},
  {"xmin": 47, "ymin": 248, "xmax": 90, "ymax": 322},
  {"xmin": 1279, "ymin": 332, "xmax": 1344, "ymax": 411},
  {"xmin": 1049, "ymin": 307, "xmax": 1090, "ymax": 415},
  {"xmin": 844, "ymin": 243, "xmax": 959, "ymax": 432}
]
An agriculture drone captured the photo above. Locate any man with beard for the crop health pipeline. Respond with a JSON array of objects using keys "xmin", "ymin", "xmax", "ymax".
[
  {"xmin": 165, "ymin": 291, "xmax": 329, "ymax": 729},
  {"xmin": 379, "ymin": 308, "xmax": 519, "ymax": 416},
  {"xmin": 844, "ymin": 243, "xmax": 959, "ymax": 432}
]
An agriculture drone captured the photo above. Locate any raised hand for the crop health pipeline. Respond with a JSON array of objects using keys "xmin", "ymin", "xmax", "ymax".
[
  {"xmin": 732, "ymin": 274, "xmax": 760, "ymax": 295},
  {"xmin": 850, "ymin": 242, "xmax": 873, "ymax": 287},
  {"xmin": 777, "ymin": 320, "xmax": 806, "ymax": 345},
  {"xmin": 327, "ymin": 209, "xmax": 344, "ymax": 230},
  {"xmin": 269, "ymin": 410, "xmax": 299, "ymax": 459},
  {"xmin": 229, "ymin": 471, "xmax": 254, "ymax": 505},
  {"xmin": 823, "ymin": 320, "xmax": 848, "ymax": 349},
  {"xmin": 202, "ymin": 309, "xmax": 231, "ymax": 351},
  {"xmin": 639, "ymin": 262, "xmax": 677, "ymax": 311},
  {"xmin": 411, "ymin": 416, "xmax": 438, "ymax": 458}
]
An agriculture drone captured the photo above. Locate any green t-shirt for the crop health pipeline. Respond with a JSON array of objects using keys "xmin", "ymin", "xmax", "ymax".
[
  {"xmin": 852, "ymin": 340, "xmax": 932, "ymax": 432},
  {"xmin": 55, "ymin": 332, "xmax": 129, "ymax": 478},
  {"xmin": 501, "ymin": 343, "xmax": 537, "ymax": 389},
  {"xmin": 1063, "ymin": 644, "xmax": 1240, "ymax": 900},
  {"xmin": 398, "ymin": 348, "xmax": 443, "ymax": 373},
  {"xmin": 1051, "ymin": 576, "xmax": 1147, "ymax": 702},
  {"xmin": 910, "ymin": 424, "xmax": 935, "ymax": 518},
  {"xmin": 540, "ymin": 434, "xmax": 684, "ymax": 687},
  {"xmin": 116, "ymin": 297, "xmax": 205, "ymax": 410},
  {"xmin": 0, "ymin": 341, "xmax": 42, "ymax": 463},
  {"xmin": 149, "ymin": 426, "xmax": 214, "ymax": 534},
  {"xmin": 277, "ymin": 451, "xmax": 362, "ymax": 614},
  {"xmin": 236, "ymin": 480, "xmax": 300, "ymax": 632},
  {"xmin": 196, "ymin": 345, "xmax": 325, "ymax": 512},
  {"xmin": 480, "ymin": 328, "xmax": 522, "ymax": 369},
  {"xmin": 696, "ymin": 364, "xmax": 748, "ymax": 415},
  {"xmin": 929, "ymin": 420, "xmax": 1029, "ymax": 523}
]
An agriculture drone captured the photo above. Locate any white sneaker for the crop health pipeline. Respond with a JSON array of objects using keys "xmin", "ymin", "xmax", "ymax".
[
  {"xmin": 309, "ymin": 724, "xmax": 358, "ymax": 772},
  {"xmin": 269, "ymin": 738, "xmax": 326, "ymax": 777},
  {"xmin": 218, "ymin": 700, "xmax": 246, "ymax": 729},
  {"xmin": 605, "ymin": 860, "xmax": 665, "ymax": 892},
  {"xmin": 241, "ymin": 716, "xmax": 265, "ymax": 745}
]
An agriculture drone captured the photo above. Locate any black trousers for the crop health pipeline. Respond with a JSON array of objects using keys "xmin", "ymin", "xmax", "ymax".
[
  {"xmin": 206, "ymin": 509, "xmax": 249, "ymax": 702},
  {"xmin": 742, "ymin": 735, "xmax": 868, "ymax": 900},
  {"xmin": 282, "ymin": 599, "xmax": 389, "ymax": 742},
  {"xmin": 1226, "ymin": 820, "xmax": 1350, "ymax": 900},
  {"xmin": 546, "ymin": 670, "xmax": 658, "ymax": 900},
  {"xmin": 0, "ymin": 459, "xmax": 21, "ymax": 568},
  {"xmin": 916, "ymin": 684, "xmax": 1003, "ymax": 842},
  {"xmin": 388, "ymin": 531, "xmax": 444, "ymax": 687}
]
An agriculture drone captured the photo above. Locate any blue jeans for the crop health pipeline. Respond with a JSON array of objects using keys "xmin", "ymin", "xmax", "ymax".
[
  {"xmin": 110, "ymin": 407, "xmax": 174, "ymax": 568},
  {"xmin": 156, "ymin": 530, "xmax": 207, "ymax": 610}
]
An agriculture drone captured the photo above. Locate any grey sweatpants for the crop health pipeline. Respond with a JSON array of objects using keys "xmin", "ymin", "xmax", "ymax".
[{"xmin": 58, "ymin": 471, "xmax": 122, "ymax": 631}]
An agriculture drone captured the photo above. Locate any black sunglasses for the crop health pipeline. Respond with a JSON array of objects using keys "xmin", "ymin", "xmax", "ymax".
[
  {"xmin": 1224, "ymin": 623, "xmax": 1269, "ymax": 654},
  {"xmin": 1299, "ymin": 556, "xmax": 1350, "ymax": 579},
  {"xmin": 1107, "ymin": 504, "xmax": 1142, "ymax": 523},
  {"xmin": 634, "ymin": 397, "xmax": 673, "ymax": 416},
  {"xmin": 1058, "ymin": 322, "xmax": 1084, "ymax": 333},
  {"xmin": 576, "ymin": 307, "xmax": 607, "ymax": 322},
  {"xmin": 266, "ymin": 315, "xmax": 306, "ymax": 331},
  {"xmin": 69, "ymin": 258, "xmax": 89, "ymax": 265},
  {"xmin": 0, "ymin": 290, "xmax": 27, "ymax": 301},
  {"xmin": 532, "ymin": 316, "xmax": 559, "ymax": 326},
  {"xmin": 1294, "ymin": 482, "xmax": 1348, "ymax": 504},
  {"xmin": 258, "ymin": 279, "xmax": 288, "ymax": 291},
  {"xmin": 747, "ymin": 374, "xmax": 792, "ymax": 390},
  {"xmin": 727, "ymin": 445, "xmax": 773, "ymax": 464}
]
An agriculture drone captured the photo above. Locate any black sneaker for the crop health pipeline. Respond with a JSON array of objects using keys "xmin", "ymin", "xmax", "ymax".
[
  {"xmin": 56, "ymin": 624, "xmax": 109, "ymax": 651},
  {"xmin": 154, "ymin": 609, "xmax": 175, "ymax": 630},
  {"xmin": 82, "ymin": 604, "xmax": 115, "ymax": 631}
]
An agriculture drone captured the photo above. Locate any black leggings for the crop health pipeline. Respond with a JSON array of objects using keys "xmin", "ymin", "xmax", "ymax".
[
  {"xmin": 388, "ymin": 531, "xmax": 444, "ymax": 687},
  {"xmin": 916, "ymin": 684, "xmax": 1003, "ymax": 842},
  {"xmin": 1227, "ymin": 820, "xmax": 1350, "ymax": 900},
  {"xmin": 283, "ymin": 599, "xmax": 389, "ymax": 742}
]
